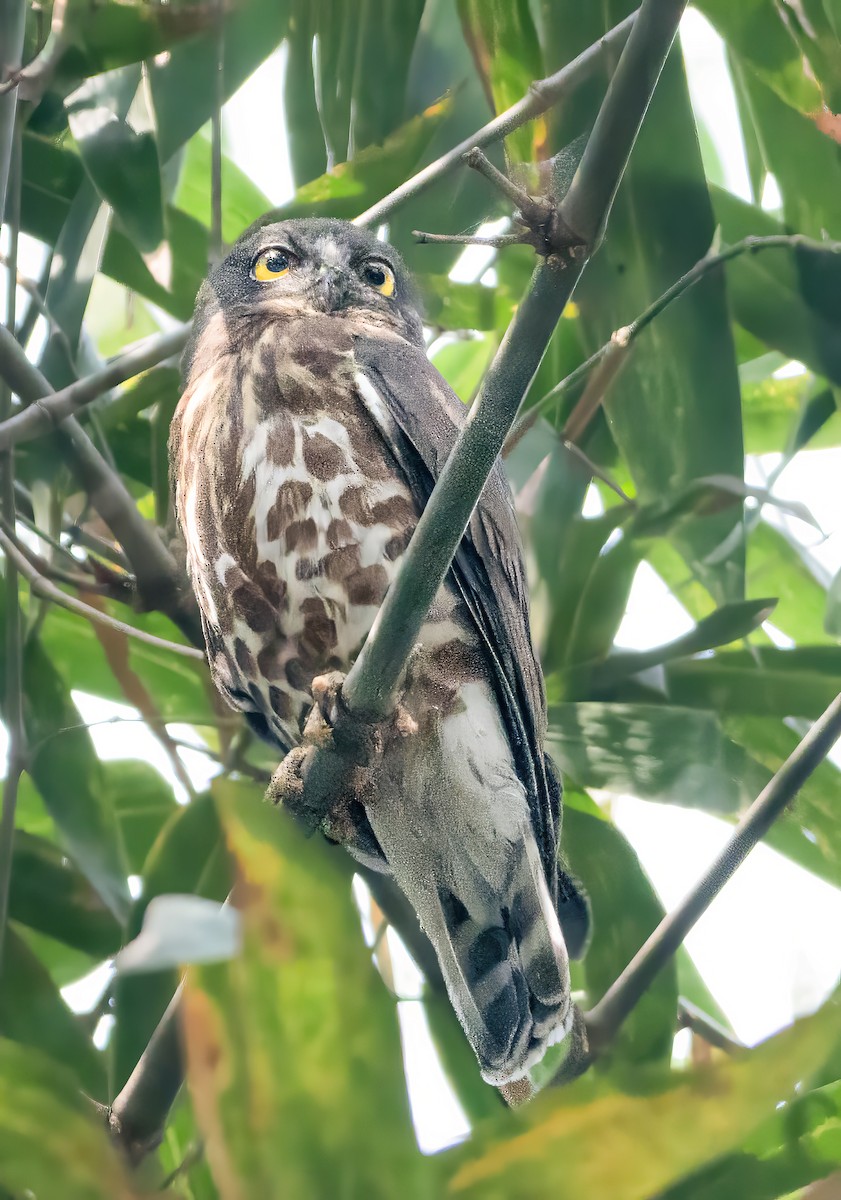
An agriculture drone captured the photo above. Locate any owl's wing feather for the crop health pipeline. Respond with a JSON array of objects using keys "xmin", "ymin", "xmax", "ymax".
[{"xmin": 353, "ymin": 333, "xmax": 572, "ymax": 911}]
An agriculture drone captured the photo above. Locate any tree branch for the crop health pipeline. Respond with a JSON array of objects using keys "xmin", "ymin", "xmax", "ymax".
[
  {"xmin": 0, "ymin": 324, "xmax": 189, "ymax": 451},
  {"xmin": 107, "ymin": 987, "xmax": 184, "ymax": 1165},
  {"xmin": 522, "ymin": 232, "xmax": 841, "ymax": 445},
  {"xmin": 677, "ymin": 999, "xmax": 744, "ymax": 1056},
  {"xmin": 0, "ymin": 19, "xmax": 636, "ymax": 449},
  {"xmin": 0, "ymin": 113, "xmax": 23, "ymax": 977},
  {"xmin": 0, "ymin": 0, "xmax": 25, "ymax": 216},
  {"xmin": 0, "ymin": 528, "xmax": 204, "ymax": 659},
  {"xmin": 584, "ymin": 691, "xmax": 841, "ymax": 1053},
  {"xmin": 0, "ymin": 323, "xmax": 202, "ymax": 644},
  {"xmin": 353, "ymin": 11, "xmax": 637, "ymax": 229},
  {"xmin": 342, "ymin": 0, "xmax": 687, "ymax": 721}
]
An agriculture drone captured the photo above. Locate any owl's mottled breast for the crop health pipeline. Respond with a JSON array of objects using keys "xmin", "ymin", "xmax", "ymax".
[{"xmin": 172, "ymin": 310, "xmax": 427, "ymax": 746}]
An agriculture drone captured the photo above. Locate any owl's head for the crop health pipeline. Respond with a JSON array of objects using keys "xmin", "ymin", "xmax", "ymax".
[{"xmin": 193, "ymin": 218, "xmax": 423, "ymax": 349}]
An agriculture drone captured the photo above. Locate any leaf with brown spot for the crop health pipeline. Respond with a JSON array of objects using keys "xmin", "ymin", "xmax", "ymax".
[
  {"xmin": 182, "ymin": 779, "xmax": 429, "ymax": 1199},
  {"xmin": 0, "ymin": 1038, "xmax": 138, "ymax": 1200},
  {"xmin": 440, "ymin": 994, "xmax": 841, "ymax": 1199}
]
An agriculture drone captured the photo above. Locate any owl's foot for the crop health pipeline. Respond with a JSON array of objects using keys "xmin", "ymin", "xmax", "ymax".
[{"xmin": 267, "ymin": 671, "xmax": 417, "ymax": 843}]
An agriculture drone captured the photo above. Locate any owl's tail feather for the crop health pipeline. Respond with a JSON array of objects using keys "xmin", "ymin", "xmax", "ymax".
[{"xmin": 424, "ymin": 836, "xmax": 573, "ymax": 1087}]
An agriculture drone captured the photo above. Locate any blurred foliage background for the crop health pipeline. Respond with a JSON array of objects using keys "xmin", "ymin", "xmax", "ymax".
[{"xmin": 1, "ymin": 0, "xmax": 841, "ymax": 1197}]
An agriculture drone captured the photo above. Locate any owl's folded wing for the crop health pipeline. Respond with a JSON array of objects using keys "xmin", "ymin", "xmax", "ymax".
[{"xmin": 351, "ymin": 333, "xmax": 573, "ymax": 908}]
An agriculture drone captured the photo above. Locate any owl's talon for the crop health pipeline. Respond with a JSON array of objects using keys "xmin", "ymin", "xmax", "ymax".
[{"xmin": 269, "ymin": 670, "xmax": 417, "ymax": 843}]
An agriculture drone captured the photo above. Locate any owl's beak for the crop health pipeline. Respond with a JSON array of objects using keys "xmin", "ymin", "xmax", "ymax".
[{"xmin": 316, "ymin": 266, "xmax": 350, "ymax": 313}]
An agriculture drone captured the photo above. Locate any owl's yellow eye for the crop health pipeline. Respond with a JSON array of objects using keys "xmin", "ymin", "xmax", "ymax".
[
  {"xmin": 253, "ymin": 248, "xmax": 293, "ymax": 282},
  {"xmin": 362, "ymin": 261, "xmax": 395, "ymax": 298}
]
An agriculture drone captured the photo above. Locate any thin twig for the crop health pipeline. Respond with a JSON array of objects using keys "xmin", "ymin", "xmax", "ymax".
[
  {"xmin": 584, "ymin": 691, "xmax": 841, "ymax": 1052},
  {"xmin": 0, "ymin": 119, "xmax": 23, "ymax": 977},
  {"xmin": 463, "ymin": 146, "xmax": 538, "ymax": 214},
  {"xmin": 0, "ymin": 21, "xmax": 637, "ymax": 443},
  {"xmin": 678, "ymin": 999, "xmax": 744, "ymax": 1056},
  {"xmin": 0, "ymin": 0, "xmax": 67, "ymax": 101},
  {"xmin": 515, "ymin": 232, "xmax": 841, "ymax": 447},
  {"xmin": 353, "ymin": 11, "xmax": 637, "ymax": 229},
  {"xmin": 0, "ymin": 324, "xmax": 189, "ymax": 452},
  {"xmin": 412, "ymin": 230, "xmax": 527, "ymax": 248},
  {"xmin": 0, "ymin": 324, "xmax": 202, "ymax": 643},
  {"xmin": 0, "ymin": 528, "xmax": 205, "ymax": 660},
  {"xmin": 0, "ymin": 518, "xmax": 116, "ymax": 591},
  {"xmin": 341, "ymin": 0, "xmax": 688, "ymax": 722},
  {"xmin": 209, "ymin": 0, "xmax": 225, "ymax": 269},
  {"xmin": 0, "ymin": 249, "xmax": 77, "ymax": 366}
]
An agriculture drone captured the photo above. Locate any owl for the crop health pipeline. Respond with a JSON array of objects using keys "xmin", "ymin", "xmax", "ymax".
[{"xmin": 170, "ymin": 218, "xmax": 589, "ymax": 1087}]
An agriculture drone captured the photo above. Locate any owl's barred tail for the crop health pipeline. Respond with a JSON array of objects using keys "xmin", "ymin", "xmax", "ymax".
[{"xmin": 425, "ymin": 837, "xmax": 573, "ymax": 1087}]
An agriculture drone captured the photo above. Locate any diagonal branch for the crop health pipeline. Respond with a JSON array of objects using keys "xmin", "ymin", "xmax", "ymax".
[
  {"xmin": 0, "ymin": 18, "xmax": 635, "ymax": 445},
  {"xmin": 353, "ymin": 11, "xmax": 637, "ymax": 229},
  {"xmin": 522, "ymin": 231, "xmax": 841, "ymax": 445},
  {"xmin": 98, "ymin": 0, "xmax": 683, "ymax": 1159},
  {"xmin": 583, "ymin": 691, "xmax": 841, "ymax": 1054},
  {"xmin": 342, "ymin": 0, "xmax": 688, "ymax": 721},
  {"xmin": 0, "ymin": 324, "xmax": 189, "ymax": 452},
  {"xmin": 0, "ymin": 323, "xmax": 202, "ymax": 645},
  {"xmin": 0, "ymin": 112, "xmax": 23, "ymax": 977},
  {"xmin": 0, "ymin": 528, "xmax": 204, "ymax": 660}
]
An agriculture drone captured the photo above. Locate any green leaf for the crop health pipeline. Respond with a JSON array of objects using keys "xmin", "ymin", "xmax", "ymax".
[
  {"xmin": 39, "ymin": 603, "xmax": 215, "ymax": 727},
  {"xmin": 827, "ymin": 565, "xmax": 841, "ymax": 638},
  {"xmin": 659, "ymin": 1077, "xmax": 841, "ymax": 1200},
  {"xmin": 588, "ymin": 598, "xmax": 777, "ymax": 692},
  {"xmin": 695, "ymin": 0, "xmax": 823, "ymax": 114},
  {"xmin": 547, "ymin": 702, "xmax": 765, "ymax": 815},
  {"xmin": 747, "ymin": 523, "xmax": 832, "ymax": 645},
  {"xmin": 1, "ymin": 625, "xmax": 131, "ymax": 921},
  {"xmin": 563, "ymin": 795, "xmax": 677, "ymax": 1072},
  {"xmin": 0, "ymin": 928, "xmax": 106, "ymax": 1099},
  {"xmin": 0, "ymin": 1038, "xmax": 130, "ymax": 1200},
  {"xmin": 174, "ymin": 132, "xmax": 272, "ymax": 246},
  {"xmin": 112, "ymin": 792, "xmax": 230, "ymax": 1092},
  {"xmin": 547, "ymin": 701, "xmax": 841, "ymax": 888},
  {"xmin": 442, "ymin": 996, "xmax": 841, "ymax": 1199},
  {"xmin": 539, "ymin": 509, "xmax": 632, "ymax": 673},
  {"xmin": 60, "ymin": 0, "xmax": 221, "ymax": 77},
  {"xmin": 662, "ymin": 646, "xmax": 841, "ymax": 720},
  {"xmin": 430, "ymin": 335, "xmax": 496, "ymax": 402},
  {"xmin": 722, "ymin": 714, "xmax": 841, "ymax": 888},
  {"xmin": 105, "ymin": 760, "xmax": 178, "ymax": 876},
  {"xmin": 149, "ymin": 0, "xmax": 290, "ymax": 163},
  {"xmin": 307, "ymin": 0, "xmax": 427, "ymax": 163},
  {"xmin": 9, "ymin": 830, "xmax": 122, "ymax": 958},
  {"xmin": 738, "ymin": 72, "xmax": 841, "ymax": 241},
  {"xmin": 66, "ymin": 65, "xmax": 165, "ymax": 253},
  {"xmin": 182, "ymin": 779, "xmax": 426, "ymax": 1199}
]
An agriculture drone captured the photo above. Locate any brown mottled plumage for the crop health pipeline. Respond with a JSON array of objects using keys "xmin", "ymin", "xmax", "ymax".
[{"xmin": 171, "ymin": 219, "xmax": 589, "ymax": 1086}]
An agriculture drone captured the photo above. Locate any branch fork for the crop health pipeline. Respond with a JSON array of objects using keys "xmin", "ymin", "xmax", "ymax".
[{"xmin": 413, "ymin": 147, "xmax": 587, "ymax": 264}]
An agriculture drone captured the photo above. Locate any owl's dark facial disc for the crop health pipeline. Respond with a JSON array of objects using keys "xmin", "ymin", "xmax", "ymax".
[{"xmin": 194, "ymin": 217, "xmax": 423, "ymax": 348}]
